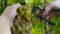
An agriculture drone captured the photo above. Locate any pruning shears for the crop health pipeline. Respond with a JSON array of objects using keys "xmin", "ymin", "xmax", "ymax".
[{"xmin": 32, "ymin": 6, "xmax": 55, "ymax": 26}]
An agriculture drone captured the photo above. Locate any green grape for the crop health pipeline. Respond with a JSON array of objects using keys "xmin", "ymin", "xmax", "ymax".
[
  {"xmin": 23, "ymin": 6, "xmax": 28, "ymax": 10},
  {"xmin": 23, "ymin": 15, "xmax": 31, "ymax": 22},
  {"xmin": 17, "ymin": 8, "xmax": 24, "ymax": 16},
  {"xmin": 17, "ymin": 25, "xmax": 22, "ymax": 32},
  {"xmin": 11, "ymin": 26, "xmax": 16, "ymax": 34},
  {"xmin": 25, "ymin": 10, "xmax": 31, "ymax": 15}
]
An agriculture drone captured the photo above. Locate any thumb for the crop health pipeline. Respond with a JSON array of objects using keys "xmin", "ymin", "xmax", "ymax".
[{"xmin": 11, "ymin": 3, "xmax": 21, "ymax": 9}]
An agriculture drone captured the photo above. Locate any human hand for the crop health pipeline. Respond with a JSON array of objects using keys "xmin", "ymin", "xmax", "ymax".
[{"xmin": 0, "ymin": 3, "xmax": 21, "ymax": 34}]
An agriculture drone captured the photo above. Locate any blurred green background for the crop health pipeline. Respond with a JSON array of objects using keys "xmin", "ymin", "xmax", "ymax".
[{"xmin": 0, "ymin": 0, "xmax": 60, "ymax": 34}]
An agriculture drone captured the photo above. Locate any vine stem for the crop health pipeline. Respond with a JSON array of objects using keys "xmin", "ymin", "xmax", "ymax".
[{"xmin": 3, "ymin": 0, "xmax": 7, "ymax": 8}]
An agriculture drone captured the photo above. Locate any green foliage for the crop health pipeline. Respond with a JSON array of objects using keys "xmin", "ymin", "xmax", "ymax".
[
  {"xmin": 0, "ymin": 0, "xmax": 4, "ymax": 15},
  {"xmin": 51, "ymin": 17, "xmax": 60, "ymax": 34},
  {"xmin": 7, "ymin": 0, "xmax": 15, "ymax": 5},
  {"xmin": 46, "ymin": 0, "xmax": 51, "ymax": 3}
]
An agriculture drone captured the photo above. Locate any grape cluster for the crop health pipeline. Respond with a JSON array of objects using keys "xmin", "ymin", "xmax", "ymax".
[{"xmin": 11, "ymin": 4, "xmax": 32, "ymax": 34}]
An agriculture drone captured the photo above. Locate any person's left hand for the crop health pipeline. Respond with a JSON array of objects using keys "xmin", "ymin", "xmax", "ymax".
[{"xmin": 0, "ymin": 3, "xmax": 21, "ymax": 34}]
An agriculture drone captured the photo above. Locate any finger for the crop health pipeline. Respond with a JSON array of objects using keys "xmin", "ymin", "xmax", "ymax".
[{"xmin": 43, "ymin": 11, "xmax": 48, "ymax": 15}]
